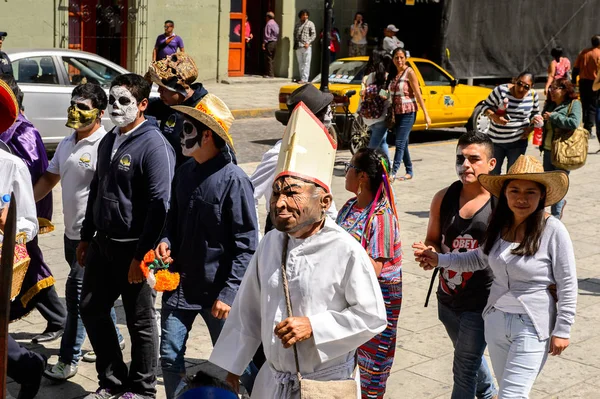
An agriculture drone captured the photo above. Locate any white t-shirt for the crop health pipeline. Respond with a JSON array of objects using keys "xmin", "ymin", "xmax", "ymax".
[
  {"xmin": 383, "ymin": 36, "xmax": 404, "ymax": 53},
  {"xmin": 47, "ymin": 127, "xmax": 106, "ymax": 240}
]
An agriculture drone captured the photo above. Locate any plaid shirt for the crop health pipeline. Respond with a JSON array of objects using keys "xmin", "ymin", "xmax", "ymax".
[{"xmin": 294, "ymin": 20, "xmax": 316, "ymax": 46}]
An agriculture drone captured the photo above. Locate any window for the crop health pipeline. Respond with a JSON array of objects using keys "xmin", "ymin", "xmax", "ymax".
[
  {"xmin": 312, "ymin": 61, "xmax": 367, "ymax": 84},
  {"xmin": 413, "ymin": 62, "xmax": 452, "ymax": 86},
  {"xmin": 62, "ymin": 56, "xmax": 121, "ymax": 87},
  {"xmin": 13, "ymin": 56, "xmax": 59, "ymax": 85}
]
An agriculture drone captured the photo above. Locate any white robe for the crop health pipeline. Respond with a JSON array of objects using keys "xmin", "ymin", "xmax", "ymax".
[{"xmin": 209, "ymin": 217, "xmax": 387, "ymax": 399}]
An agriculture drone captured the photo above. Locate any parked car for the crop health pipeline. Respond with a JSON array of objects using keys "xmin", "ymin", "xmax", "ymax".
[
  {"xmin": 276, "ymin": 56, "xmax": 493, "ymax": 145},
  {"xmin": 6, "ymin": 48, "xmax": 157, "ymax": 148}
]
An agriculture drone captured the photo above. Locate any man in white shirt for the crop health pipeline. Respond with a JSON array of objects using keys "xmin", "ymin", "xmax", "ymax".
[
  {"xmin": 33, "ymin": 83, "xmax": 124, "ymax": 382},
  {"xmin": 210, "ymin": 104, "xmax": 387, "ymax": 399},
  {"xmin": 382, "ymin": 24, "xmax": 404, "ymax": 54}
]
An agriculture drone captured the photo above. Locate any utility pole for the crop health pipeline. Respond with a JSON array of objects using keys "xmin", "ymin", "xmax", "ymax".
[{"xmin": 319, "ymin": 0, "xmax": 333, "ymax": 93}]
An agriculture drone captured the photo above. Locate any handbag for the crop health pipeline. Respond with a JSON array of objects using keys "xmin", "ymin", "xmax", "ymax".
[
  {"xmin": 279, "ymin": 235, "xmax": 358, "ymax": 399},
  {"xmin": 385, "ymin": 84, "xmax": 396, "ymax": 130},
  {"xmin": 551, "ymin": 100, "xmax": 589, "ymax": 171}
]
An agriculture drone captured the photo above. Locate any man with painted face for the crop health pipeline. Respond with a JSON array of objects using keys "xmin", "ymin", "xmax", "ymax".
[
  {"xmin": 77, "ymin": 74, "xmax": 175, "ymax": 399},
  {"xmin": 413, "ymin": 131, "xmax": 498, "ymax": 399},
  {"xmin": 145, "ymin": 53, "xmax": 210, "ymax": 168},
  {"xmin": 33, "ymin": 83, "xmax": 125, "ymax": 382},
  {"xmin": 209, "ymin": 104, "xmax": 387, "ymax": 399},
  {"xmin": 154, "ymin": 93, "xmax": 259, "ymax": 399}
]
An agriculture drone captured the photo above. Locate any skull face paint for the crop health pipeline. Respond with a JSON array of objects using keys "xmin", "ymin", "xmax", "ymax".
[
  {"xmin": 109, "ymin": 86, "xmax": 139, "ymax": 127},
  {"xmin": 66, "ymin": 97, "xmax": 99, "ymax": 129},
  {"xmin": 180, "ymin": 119, "xmax": 202, "ymax": 156}
]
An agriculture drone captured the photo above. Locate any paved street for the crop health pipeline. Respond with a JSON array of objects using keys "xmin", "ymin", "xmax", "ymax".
[{"xmin": 8, "ymin": 125, "xmax": 600, "ymax": 398}]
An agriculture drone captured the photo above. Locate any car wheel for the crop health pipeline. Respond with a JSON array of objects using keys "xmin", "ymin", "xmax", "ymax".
[
  {"xmin": 349, "ymin": 115, "xmax": 370, "ymax": 155},
  {"xmin": 466, "ymin": 103, "xmax": 490, "ymax": 134}
]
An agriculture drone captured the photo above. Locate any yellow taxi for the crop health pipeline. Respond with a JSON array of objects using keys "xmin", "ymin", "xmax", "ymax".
[{"xmin": 276, "ymin": 56, "xmax": 493, "ymax": 137}]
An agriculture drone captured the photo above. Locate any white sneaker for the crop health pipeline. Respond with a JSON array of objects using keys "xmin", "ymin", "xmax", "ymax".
[
  {"xmin": 83, "ymin": 338, "xmax": 126, "ymax": 363},
  {"xmin": 43, "ymin": 361, "xmax": 78, "ymax": 381}
]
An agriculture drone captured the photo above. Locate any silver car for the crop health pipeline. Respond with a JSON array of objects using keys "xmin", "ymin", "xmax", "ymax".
[{"xmin": 6, "ymin": 48, "xmax": 155, "ymax": 148}]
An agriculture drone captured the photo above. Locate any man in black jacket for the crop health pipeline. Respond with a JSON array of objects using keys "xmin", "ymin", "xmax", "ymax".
[
  {"xmin": 0, "ymin": 32, "xmax": 14, "ymax": 76},
  {"xmin": 77, "ymin": 73, "xmax": 175, "ymax": 399}
]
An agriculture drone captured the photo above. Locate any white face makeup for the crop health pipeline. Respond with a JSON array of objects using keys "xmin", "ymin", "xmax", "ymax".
[
  {"xmin": 108, "ymin": 86, "xmax": 138, "ymax": 127},
  {"xmin": 181, "ymin": 120, "xmax": 201, "ymax": 157}
]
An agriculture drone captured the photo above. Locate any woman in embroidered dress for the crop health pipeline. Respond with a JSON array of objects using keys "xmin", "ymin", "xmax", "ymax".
[{"xmin": 336, "ymin": 148, "xmax": 402, "ymax": 399}]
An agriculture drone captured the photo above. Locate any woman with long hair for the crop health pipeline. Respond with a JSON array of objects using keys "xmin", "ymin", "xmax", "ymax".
[
  {"xmin": 415, "ymin": 155, "xmax": 577, "ymax": 398},
  {"xmin": 359, "ymin": 49, "xmax": 391, "ymax": 158},
  {"xmin": 544, "ymin": 47, "xmax": 571, "ymax": 96},
  {"xmin": 540, "ymin": 78, "xmax": 582, "ymax": 219},
  {"xmin": 349, "ymin": 12, "xmax": 368, "ymax": 57},
  {"xmin": 386, "ymin": 47, "xmax": 431, "ymax": 181},
  {"xmin": 337, "ymin": 148, "xmax": 402, "ymax": 399}
]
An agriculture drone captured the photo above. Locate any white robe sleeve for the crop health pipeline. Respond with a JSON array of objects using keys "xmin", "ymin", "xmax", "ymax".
[
  {"xmin": 307, "ymin": 249, "xmax": 386, "ymax": 363},
  {"xmin": 209, "ymin": 251, "xmax": 263, "ymax": 376},
  {"xmin": 1, "ymin": 163, "xmax": 38, "ymax": 244}
]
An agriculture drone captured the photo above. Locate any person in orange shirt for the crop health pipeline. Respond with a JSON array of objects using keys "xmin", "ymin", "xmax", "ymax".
[{"xmin": 572, "ymin": 35, "xmax": 600, "ymax": 132}]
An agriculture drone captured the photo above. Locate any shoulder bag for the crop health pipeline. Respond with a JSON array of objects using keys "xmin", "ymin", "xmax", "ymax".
[
  {"xmin": 551, "ymin": 100, "xmax": 589, "ymax": 171},
  {"xmin": 280, "ymin": 235, "xmax": 358, "ymax": 399},
  {"xmin": 385, "ymin": 76, "xmax": 397, "ymax": 129}
]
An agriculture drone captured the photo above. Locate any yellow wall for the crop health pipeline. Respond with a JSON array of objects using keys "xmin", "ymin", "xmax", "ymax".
[{"xmin": 0, "ymin": 0, "xmax": 57, "ymax": 49}]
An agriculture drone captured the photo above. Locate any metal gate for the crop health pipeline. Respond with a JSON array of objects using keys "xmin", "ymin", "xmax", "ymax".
[{"xmin": 57, "ymin": 0, "xmax": 148, "ymax": 74}]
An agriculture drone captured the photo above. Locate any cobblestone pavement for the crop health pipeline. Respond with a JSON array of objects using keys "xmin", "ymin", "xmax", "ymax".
[{"xmin": 9, "ymin": 134, "xmax": 600, "ymax": 398}]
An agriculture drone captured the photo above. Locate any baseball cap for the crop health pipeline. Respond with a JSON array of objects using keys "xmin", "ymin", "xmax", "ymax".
[{"xmin": 386, "ymin": 25, "xmax": 399, "ymax": 32}]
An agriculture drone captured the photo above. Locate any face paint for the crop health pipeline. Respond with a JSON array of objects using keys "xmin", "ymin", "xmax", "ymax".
[
  {"xmin": 66, "ymin": 97, "xmax": 99, "ymax": 129},
  {"xmin": 180, "ymin": 120, "xmax": 202, "ymax": 156},
  {"xmin": 108, "ymin": 86, "xmax": 139, "ymax": 127}
]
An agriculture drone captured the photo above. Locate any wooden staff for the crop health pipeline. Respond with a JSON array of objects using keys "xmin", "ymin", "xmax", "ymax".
[{"xmin": 0, "ymin": 193, "xmax": 17, "ymax": 399}]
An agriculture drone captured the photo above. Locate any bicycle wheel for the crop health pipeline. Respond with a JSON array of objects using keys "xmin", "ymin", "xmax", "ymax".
[{"xmin": 349, "ymin": 115, "xmax": 370, "ymax": 155}]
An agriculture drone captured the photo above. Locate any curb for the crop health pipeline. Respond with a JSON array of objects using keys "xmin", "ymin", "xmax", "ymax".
[{"xmin": 231, "ymin": 108, "xmax": 278, "ymax": 120}]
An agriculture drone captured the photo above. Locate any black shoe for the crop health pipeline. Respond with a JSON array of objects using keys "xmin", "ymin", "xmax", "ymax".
[
  {"xmin": 31, "ymin": 329, "xmax": 64, "ymax": 344},
  {"xmin": 18, "ymin": 355, "xmax": 47, "ymax": 399}
]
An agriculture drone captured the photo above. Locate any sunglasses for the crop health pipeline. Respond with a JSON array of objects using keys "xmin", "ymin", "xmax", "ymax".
[
  {"xmin": 109, "ymin": 95, "xmax": 132, "ymax": 106},
  {"xmin": 516, "ymin": 81, "xmax": 531, "ymax": 90},
  {"xmin": 344, "ymin": 162, "xmax": 361, "ymax": 174},
  {"xmin": 549, "ymin": 85, "xmax": 565, "ymax": 91}
]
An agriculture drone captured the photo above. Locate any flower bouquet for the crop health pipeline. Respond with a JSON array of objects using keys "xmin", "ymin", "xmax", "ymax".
[{"xmin": 140, "ymin": 250, "xmax": 180, "ymax": 292}]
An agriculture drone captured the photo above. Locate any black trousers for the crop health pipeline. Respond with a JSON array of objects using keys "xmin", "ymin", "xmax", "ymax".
[
  {"xmin": 578, "ymin": 78, "xmax": 598, "ymax": 133},
  {"xmin": 7, "ymin": 335, "xmax": 45, "ymax": 384},
  {"xmin": 264, "ymin": 41, "xmax": 277, "ymax": 77},
  {"xmin": 80, "ymin": 235, "xmax": 158, "ymax": 398},
  {"xmin": 34, "ymin": 285, "xmax": 66, "ymax": 331}
]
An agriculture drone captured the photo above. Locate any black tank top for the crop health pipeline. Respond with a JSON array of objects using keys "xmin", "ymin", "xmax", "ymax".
[{"xmin": 436, "ymin": 181, "xmax": 494, "ymax": 312}]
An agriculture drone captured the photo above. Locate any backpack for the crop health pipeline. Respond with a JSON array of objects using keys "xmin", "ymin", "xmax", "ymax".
[
  {"xmin": 359, "ymin": 83, "xmax": 386, "ymax": 119},
  {"xmin": 551, "ymin": 100, "xmax": 589, "ymax": 171}
]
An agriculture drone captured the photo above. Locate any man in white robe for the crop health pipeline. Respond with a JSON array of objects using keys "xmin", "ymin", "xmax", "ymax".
[{"xmin": 210, "ymin": 103, "xmax": 387, "ymax": 399}]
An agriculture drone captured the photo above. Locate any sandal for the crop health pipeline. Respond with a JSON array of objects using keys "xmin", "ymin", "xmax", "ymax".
[{"xmin": 397, "ymin": 173, "xmax": 413, "ymax": 181}]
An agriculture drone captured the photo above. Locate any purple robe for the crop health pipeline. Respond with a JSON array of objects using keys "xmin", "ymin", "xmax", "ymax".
[{"xmin": 1, "ymin": 113, "xmax": 55, "ymax": 321}]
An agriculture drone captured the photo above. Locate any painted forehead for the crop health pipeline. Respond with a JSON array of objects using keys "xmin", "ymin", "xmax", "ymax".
[
  {"xmin": 110, "ymin": 86, "xmax": 136, "ymax": 101},
  {"xmin": 71, "ymin": 96, "xmax": 94, "ymax": 106}
]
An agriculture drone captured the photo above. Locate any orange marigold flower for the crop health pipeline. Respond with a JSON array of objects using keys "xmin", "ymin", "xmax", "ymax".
[
  {"xmin": 154, "ymin": 270, "xmax": 180, "ymax": 292},
  {"xmin": 140, "ymin": 261, "xmax": 150, "ymax": 279},
  {"xmin": 143, "ymin": 250, "xmax": 155, "ymax": 264}
]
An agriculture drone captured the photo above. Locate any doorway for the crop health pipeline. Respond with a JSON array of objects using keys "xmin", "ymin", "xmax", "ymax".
[{"xmin": 244, "ymin": 0, "xmax": 276, "ymax": 75}]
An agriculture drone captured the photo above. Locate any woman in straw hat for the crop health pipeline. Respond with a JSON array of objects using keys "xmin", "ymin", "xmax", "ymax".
[{"xmin": 415, "ymin": 155, "xmax": 577, "ymax": 398}]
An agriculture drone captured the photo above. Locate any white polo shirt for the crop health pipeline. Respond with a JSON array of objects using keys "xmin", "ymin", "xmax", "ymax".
[{"xmin": 47, "ymin": 126, "xmax": 107, "ymax": 240}]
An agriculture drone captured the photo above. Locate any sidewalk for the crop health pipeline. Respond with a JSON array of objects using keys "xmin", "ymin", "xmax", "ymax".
[
  {"xmin": 203, "ymin": 76, "xmax": 291, "ymax": 119},
  {"xmin": 9, "ymin": 138, "xmax": 600, "ymax": 398}
]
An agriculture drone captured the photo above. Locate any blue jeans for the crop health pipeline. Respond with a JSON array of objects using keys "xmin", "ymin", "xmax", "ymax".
[
  {"xmin": 492, "ymin": 140, "xmax": 528, "ymax": 175},
  {"xmin": 160, "ymin": 305, "xmax": 258, "ymax": 399},
  {"xmin": 367, "ymin": 120, "xmax": 390, "ymax": 161},
  {"xmin": 438, "ymin": 302, "xmax": 497, "ymax": 399},
  {"xmin": 542, "ymin": 150, "xmax": 569, "ymax": 218},
  {"xmin": 484, "ymin": 309, "xmax": 549, "ymax": 398},
  {"xmin": 391, "ymin": 112, "xmax": 415, "ymax": 176},
  {"xmin": 60, "ymin": 235, "xmax": 122, "ymax": 365}
]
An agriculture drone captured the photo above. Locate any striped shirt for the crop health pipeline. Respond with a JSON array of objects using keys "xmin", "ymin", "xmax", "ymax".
[
  {"xmin": 389, "ymin": 68, "xmax": 417, "ymax": 115},
  {"xmin": 482, "ymin": 84, "xmax": 540, "ymax": 144}
]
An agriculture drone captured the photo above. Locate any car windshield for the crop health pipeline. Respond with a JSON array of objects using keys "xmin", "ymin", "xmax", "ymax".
[
  {"xmin": 312, "ymin": 60, "xmax": 366, "ymax": 84},
  {"xmin": 62, "ymin": 56, "xmax": 121, "ymax": 87}
]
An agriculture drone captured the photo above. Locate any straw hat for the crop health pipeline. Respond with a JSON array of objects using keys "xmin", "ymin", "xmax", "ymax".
[
  {"xmin": 0, "ymin": 79, "xmax": 18, "ymax": 133},
  {"xmin": 478, "ymin": 155, "xmax": 569, "ymax": 207},
  {"xmin": 172, "ymin": 93, "xmax": 235, "ymax": 152}
]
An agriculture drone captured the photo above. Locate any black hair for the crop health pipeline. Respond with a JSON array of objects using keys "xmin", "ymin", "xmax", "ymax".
[
  {"xmin": 72, "ymin": 82, "xmax": 108, "ymax": 111},
  {"xmin": 0, "ymin": 74, "xmax": 23, "ymax": 110},
  {"xmin": 516, "ymin": 71, "xmax": 535, "ymax": 83},
  {"xmin": 592, "ymin": 35, "xmax": 600, "ymax": 47},
  {"xmin": 298, "ymin": 9, "xmax": 309, "ymax": 18},
  {"xmin": 353, "ymin": 148, "xmax": 389, "ymax": 193},
  {"xmin": 483, "ymin": 180, "xmax": 547, "ymax": 257},
  {"xmin": 354, "ymin": 12, "xmax": 364, "ymax": 20},
  {"xmin": 385, "ymin": 48, "xmax": 409, "ymax": 89},
  {"xmin": 187, "ymin": 117, "xmax": 226, "ymax": 149},
  {"xmin": 165, "ymin": 20, "xmax": 174, "ymax": 26},
  {"xmin": 550, "ymin": 47, "xmax": 563, "ymax": 61},
  {"xmin": 110, "ymin": 73, "xmax": 151, "ymax": 104},
  {"xmin": 186, "ymin": 370, "xmax": 236, "ymax": 393},
  {"xmin": 365, "ymin": 49, "xmax": 390, "ymax": 89},
  {"xmin": 457, "ymin": 130, "xmax": 494, "ymax": 159}
]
